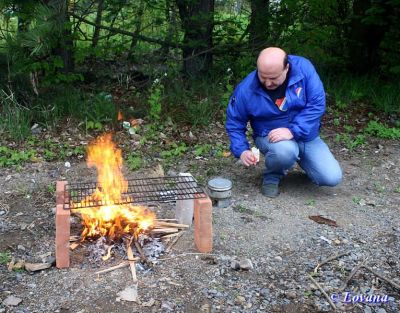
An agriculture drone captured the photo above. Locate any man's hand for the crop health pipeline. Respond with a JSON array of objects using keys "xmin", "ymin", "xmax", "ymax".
[
  {"xmin": 240, "ymin": 150, "xmax": 258, "ymax": 166},
  {"xmin": 268, "ymin": 127, "xmax": 293, "ymax": 143}
]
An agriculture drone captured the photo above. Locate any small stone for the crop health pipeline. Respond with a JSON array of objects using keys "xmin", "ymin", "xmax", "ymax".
[
  {"xmin": 161, "ymin": 300, "xmax": 175, "ymax": 311},
  {"xmin": 230, "ymin": 260, "xmax": 240, "ymax": 270},
  {"xmin": 364, "ymin": 306, "xmax": 372, "ymax": 313},
  {"xmin": 17, "ymin": 245, "xmax": 25, "ymax": 251},
  {"xmin": 2, "ymin": 295, "xmax": 22, "ymax": 306},
  {"xmin": 234, "ymin": 296, "xmax": 246, "ymax": 305},
  {"xmin": 239, "ymin": 258, "xmax": 253, "ymax": 270},
  {"xmin": 259, "ymin": 288, "xmax": 270, "ymax": 298},
  {"xmin": 376, "ymin": 309, "xmax": 387, "ymax": 313},
  {"xmin": 274, "ymin": 256, "xmax": 283, "ymax": 262},
  {"xmin": 141, "ymin": 298, "xmax": 155, "ymax": 307},
  {"xmin": 64, "ymin": 161, "xmax": 71, "ymax": 168},
  {"xmin": 286, "ymin": 291, "xmax": 296, "ymax": 299}
]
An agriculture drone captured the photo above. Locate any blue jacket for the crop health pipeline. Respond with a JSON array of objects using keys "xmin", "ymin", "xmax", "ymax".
[{"xmin": 226, "ymin": 55, "xmax": 326, "ymax": 158}]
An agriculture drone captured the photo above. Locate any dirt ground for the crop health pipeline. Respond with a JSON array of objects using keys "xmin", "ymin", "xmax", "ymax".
[{"xmin": 0, "ymin": 129, "xmax": 399, "ymax": 312}]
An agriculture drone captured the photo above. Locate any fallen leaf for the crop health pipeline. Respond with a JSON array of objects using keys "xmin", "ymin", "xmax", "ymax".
[
  {"xmin": 308, "ymin": 215, "xmax": 338, "ymax": 227},
  {"xmin": 222, "ymin": 151, "xmax": 231, "ymax": 157}
]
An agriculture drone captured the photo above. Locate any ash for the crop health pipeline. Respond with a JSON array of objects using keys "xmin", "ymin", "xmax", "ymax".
[
  {"xmin": 85, "ymin": 234, "xmax": 166, "ymax": 265},
  {"xmin": 138, "ymin": 234, "xmax": 165, "ymax": 262},
  {"xmin": 86, "ymin": 237, "xmax": 113, "ymax": 263}
]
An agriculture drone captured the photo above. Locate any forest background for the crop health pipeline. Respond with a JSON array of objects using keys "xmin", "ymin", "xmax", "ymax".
[{"xmin": 0, "ymin": 0, "xmax": 399, "ymax": 169}]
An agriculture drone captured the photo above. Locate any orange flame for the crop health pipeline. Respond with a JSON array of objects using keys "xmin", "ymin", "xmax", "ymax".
[{"xmin": 72, "ymin": 134, "xmax": 155, "ymax": 240}]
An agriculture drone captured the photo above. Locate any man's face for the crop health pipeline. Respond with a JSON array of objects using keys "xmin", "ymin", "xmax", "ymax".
[{"xmin": 257, "ymin": 64, "xmax": 289, "ymax": 90}]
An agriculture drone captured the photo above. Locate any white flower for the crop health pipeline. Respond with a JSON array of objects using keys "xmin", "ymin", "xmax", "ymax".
[
  {"xmin": 227, "ymin": 68, "xmax": 232, "ymax": 72},
  {"xmin": 153, "ymin": 78, "xmax": 160, "ymax": 84}
]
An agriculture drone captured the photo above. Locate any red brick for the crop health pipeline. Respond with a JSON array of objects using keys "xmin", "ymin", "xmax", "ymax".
[
  {"xmin": 56, "ymin": 181, "xmax": 70, "ymax": 268},
  {"xmin": 194, "ymin": 196, "xmax": 213, "ymax": 253}
]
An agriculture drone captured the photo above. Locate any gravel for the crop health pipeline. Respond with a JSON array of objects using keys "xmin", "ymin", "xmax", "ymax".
[{"xmin": 0, "ymin": 138, "xmax": 399, "ymax": 312}]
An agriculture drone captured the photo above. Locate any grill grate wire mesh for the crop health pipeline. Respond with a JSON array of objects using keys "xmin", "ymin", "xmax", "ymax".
[{"xmin": 64, "ymin": 176, "xmax": 206, "ymax": 209}]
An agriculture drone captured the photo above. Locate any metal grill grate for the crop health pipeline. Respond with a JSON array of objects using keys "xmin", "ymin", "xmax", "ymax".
[{"xmin": 64, "ymin": 176, "xmax": 206, "ymax": 209}]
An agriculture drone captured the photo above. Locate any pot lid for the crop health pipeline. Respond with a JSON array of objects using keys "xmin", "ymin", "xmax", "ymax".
[{"xmin": 207, "ymin": 177, "xmax": 232, "ymax": 191}]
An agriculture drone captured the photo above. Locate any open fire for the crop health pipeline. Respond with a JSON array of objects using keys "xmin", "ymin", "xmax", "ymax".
[{"xmin": 71, "ymin": 134, "xmax": 155, "ymax": 241}]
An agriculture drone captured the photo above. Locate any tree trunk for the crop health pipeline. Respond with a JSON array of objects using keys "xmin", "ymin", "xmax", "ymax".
[
  {"xmin": 248, "ymin": 0, "xmax": 270, "ymax": 54},
  {"xmin": 59, "ymin": 0, "xmax": 74, "ymax": 72},
  {"xmin": 160, "ymin": 0, "xmax": 177, "ymax": 60},
  {"xmin": 92, "ymin": 0, "xmax": 105, "ymax": 48},
  {"xmin": 347, "ymin": 0, "xmax": 387, "ymax": 73},
  {"xmin": 176, "ymin": 0, "xmax": 215, "ymax": 77},
  {"xmin": 129, "ymin": 0, "xmax": 146, "ymax": 59}
]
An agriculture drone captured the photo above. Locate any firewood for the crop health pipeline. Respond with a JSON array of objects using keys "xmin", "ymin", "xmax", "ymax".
[
  {"xmin": 155, "ymin": 221, "xmax": 189, "ymax": 229},
  {"xmin": 161, "ymin": 232, "xmax": 183, "ymax": 239},
  {"xmin": 150, "ymin": 228, "xmax": 179, "ymax": 234},
  {"xmin": 165, "ymin": 231, "xmax": 184, "ymax": 253},
  {"xmin": 94, "ymin": 260, "xmax": 139, "ymax": 275},
  {"xmin": 70, "ymin": 242, "xmax": 80, "ymax": 250},
  {"xmin": 126, "ymin": 241, "xmax": 137, "ymax": 284}
]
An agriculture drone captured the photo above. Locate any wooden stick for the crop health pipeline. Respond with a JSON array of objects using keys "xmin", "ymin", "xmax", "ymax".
[
  {"xmin": 161, "ymin": 232, "xmax": 183, "ymax": 239},
  {"xmin": 95, "ymin": 261, "xmax": 128, "ymax": 274},
  {"xmin": 158, "ymin": 252, "xmax": 216, "ymax": 261},
  {"xmin": 126, "ymin": 239, "xmax": 137, "ymax": 284},
  {"xmin": 134, "ymin": 240, "xmax": 146, "ymax": 262},
  {"xmin": 308, "ymin": 274, "xmax": 337, "ymax": 311},
  {"xmin": 165, "ymin": 231, "xmax": 184, "ymax": 253},
  {"xmin": 155, "ymin": 221, "xmax": 189, "ymax": 229},
  {"xmin": 95, "ymin": 258, "xmax": 141, "ymax": 275},
  {"xmin": 70, "ymin": 242, "xmax": 80, "ymax": 250},
  {"xmin": 150, "ymin": 228, "xmax": 179, "ymax": 234},
  {"xmin": 69, "ymin": 235, "xmax": 80, "ymax": 242},
  {"xmin": 339, "ymin": 260, "xmax": 366, "ymax": 292},
  {"xmin": 362, "ymin": 265, "xmax": 400, "ymax": 290},
  {"xmin": 156, "ymin": 218, "xmax": 178, "ymax": 222},
  {"xmin": 314, "ymin": 251, "xmax": 351, "ymax": 273}
]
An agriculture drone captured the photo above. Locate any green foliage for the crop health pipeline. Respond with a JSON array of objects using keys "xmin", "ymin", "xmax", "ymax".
[
  {"xmin": 126, "ymin": 153, "xmax": 143, "ymax": 171},
  {"xmin": 334, "ymin": 133, "xmax": 365, "ymax": 151},
  {"xmin": 0, "ymin": 251, "xmax": 11, "ymax": 265},
  {"xmin": 160, "ymin": 142, "xmax": 188, "ymax": 159},
  {"xmin": 147, "ymin": 80, "xmax": 164, "ymax": 123},
  {"xmin": 0, "ymin": 146, "xmax": 36, "ymax": 167},
  {"xmin": 325, "ymin": 75, "xmax": 400, "ymax": 113},
  {"xmin": 0, "ymin": 90, "xmax": 31, "ymax": 141},
  {"xmin": 365, "ymin": 121, "xmax": 400, "ymax": 139},
  {"xmin": 194, "ymin": 143, "xmax": 213, "ymax": 157}
]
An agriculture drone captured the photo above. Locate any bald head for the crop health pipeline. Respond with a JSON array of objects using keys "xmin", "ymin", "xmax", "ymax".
[{"xmin": 257, "ymin": 47, "xmax": 289, "ymax": 90}]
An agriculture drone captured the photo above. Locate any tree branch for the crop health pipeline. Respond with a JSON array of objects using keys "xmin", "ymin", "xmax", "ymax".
[{"xmin": 69, "ymin": 12, "xmax": 182, "ymax": 49}]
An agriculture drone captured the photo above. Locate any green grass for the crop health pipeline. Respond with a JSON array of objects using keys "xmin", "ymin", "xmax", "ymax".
[
  {"xmin": 0, "ymin": 251, "xmax": 11, "ymax": 265},
  {"xmin": 324, "ymin": 75, "xmax": 400, "ymax": 113}
]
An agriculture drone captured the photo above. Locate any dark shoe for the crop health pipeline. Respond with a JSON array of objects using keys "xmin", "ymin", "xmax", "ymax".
[{"xmin": 261, "ymin": 183, "xmax": 279, "ymax": 198}]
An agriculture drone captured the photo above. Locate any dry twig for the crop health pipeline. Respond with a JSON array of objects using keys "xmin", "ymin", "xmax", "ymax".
[
  {"xmin": 159, "ymin": 252, "xmax": 216, "ymax": 261},
  {"xmin": 314, "ymin": 251, "xmax": 351, "ymax": 273},
  {"xmin": 165, "ymin": 231, "xmax": 185, "ymax": 253},
  {"xmin": 362, "ymin": 265, "xmax": 400, "ymax": 290},
  {"xmin": 95, "ymin": 259, "xmax": 139, "ymax": 275},
  {"xmin": 339, "ymin": 259, "xmax": 366, "ymax": 292},
  {"xmin": 308, "ymin": 274, "xmax": 337, "ymax": 311}
]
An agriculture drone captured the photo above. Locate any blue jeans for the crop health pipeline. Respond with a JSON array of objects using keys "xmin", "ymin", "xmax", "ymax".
[{"xmin": 255, "ymin": 136, "xmax": 342, "ymax": 186}]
